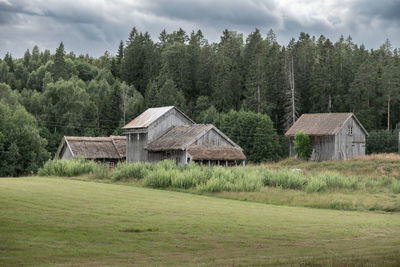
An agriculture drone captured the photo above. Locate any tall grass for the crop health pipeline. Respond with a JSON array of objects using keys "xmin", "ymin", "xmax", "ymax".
[
  {"xmin": 38, "ymin": 159, "xmax": 400, "ymax": 195},
  {"xmin": 38, "ymin": 159, "xmax": 98, "ymax": 177}
]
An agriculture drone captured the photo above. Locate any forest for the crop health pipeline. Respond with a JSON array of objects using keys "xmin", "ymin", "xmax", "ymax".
[{"xmin": 0, "ymin": 27, "xmax": 400, "ymax": 176}]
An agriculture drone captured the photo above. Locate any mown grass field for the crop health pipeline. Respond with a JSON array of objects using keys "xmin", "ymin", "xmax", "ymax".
[{"xmin": 1, "ymin": 177, "xmax": 400, "ymax": 266}]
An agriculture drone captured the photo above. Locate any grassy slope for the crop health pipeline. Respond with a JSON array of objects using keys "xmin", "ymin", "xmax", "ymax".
[
  {"xmin": 1, "ymin": 177, "xmax": 400, "ymax": 266},
  {"xmin": 269, "ymin": 153, "xmax": 400, "ymax": 178}
]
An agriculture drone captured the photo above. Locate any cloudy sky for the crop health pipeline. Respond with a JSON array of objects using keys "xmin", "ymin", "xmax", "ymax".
[{"xmin": 1, "ymin": 0, "xmax": 399, "ymax": 58}]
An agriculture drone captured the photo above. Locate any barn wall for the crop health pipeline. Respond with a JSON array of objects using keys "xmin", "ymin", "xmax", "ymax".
[
  {"xmin": 126, "ymin": 132, "xmax": 148, "ymax": 163},
  {"xmin": 148, "ymin": 109, "xmax": 193, "ymax": 142},
  {"xmin": 334, "ymin": 117, "xmax": 366, "ymax": 160},
  {"xmin": 60, "ymin": 145, "xmax": 73, "ymax": 160},
  {"xmin": 125, "ymin": 108, "xmax": 193, "ymax": 163},
  {"xmin": 193, "ymin": 129, "xmax": 233, "ymax": 147},
  {"xmin": 288, "ymin": 136, "xmax": 335, "ymax": 161},
  {"xmin": 309, "ymin": 136, "xmax": 335, "ymax": 161},
  {"xmin": 148, "ymin": 150, "xmax": 187, "ymax": 165}
]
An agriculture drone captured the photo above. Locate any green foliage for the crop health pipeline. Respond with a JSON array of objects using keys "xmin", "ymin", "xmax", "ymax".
[
  {"xmin": 90, "ymin": 163, "xmax": 111, "ymax": 180},
  {"xmin": 366, "ymin": 130, "xmax": 398, "ymax": 154},
  {"xmin": 294, "ymin": 131, "xmax": 312, "ymax": 160},
  {"xmin": 214, "ymin": 109, "xmax": 282, "ymax": 162},
  {"xmin": 2, "ymin": 29, "xmax": 400, "ymax": 174},
  {"xmin": 111, "ymin": 162, "xmax": 153, "ymax": 181},
  {"xmin": 0, "ymin": 83, "xmax": 49, "ymax": 176},
  {"xmin": 38, "ymin": 158, "xmax": 97, "ymax": 177}
]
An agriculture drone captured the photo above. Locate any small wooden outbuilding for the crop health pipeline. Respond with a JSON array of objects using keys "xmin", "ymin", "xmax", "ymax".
[
  {"xmin": 55, "ymin": 136, "xmax": 126, "ymax": 167},
  {"xmin": 122, "ymin": 106, "xmax": 246, "ymax": 165},
  {"xmin": 285, "ymin": 113, "xmax": 368, "ymax": 161}
]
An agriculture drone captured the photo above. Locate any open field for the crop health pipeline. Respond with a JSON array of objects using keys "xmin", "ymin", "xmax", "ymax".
[
  {"xmin": 1, "ymin": 177, "xmax": 400, "ymax": 266},
  {"xmin": 38, "ymin": 155, "xmax": 400, "ymax": 212}
]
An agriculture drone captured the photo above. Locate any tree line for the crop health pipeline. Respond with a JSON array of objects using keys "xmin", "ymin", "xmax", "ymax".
[{"xmin": 0, "ymin": 27, "xmax": 399, "ymax": 175}]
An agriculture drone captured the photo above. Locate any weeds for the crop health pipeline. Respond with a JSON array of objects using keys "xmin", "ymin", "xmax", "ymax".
[
  {"xmin": 38, "ymin": 159, "xmax": 400, "ymax": 196},
  {"xmin": 38, "ymin": 158, "xmax": 97, "ymax": 177}
]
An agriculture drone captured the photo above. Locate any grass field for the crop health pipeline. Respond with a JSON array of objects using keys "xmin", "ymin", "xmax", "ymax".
[
  {"xmin": 1, "ymin": 177, "xmax": 400, "ymax": 266},
  {"xmin": 38, "ymin": 155, "xmax": 400, "ymax": 212}
]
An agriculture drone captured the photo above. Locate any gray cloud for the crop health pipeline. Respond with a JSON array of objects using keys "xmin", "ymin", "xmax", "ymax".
[{"xmin": 0, "ymin": 0, "xmax": 399, "ymax": 58}]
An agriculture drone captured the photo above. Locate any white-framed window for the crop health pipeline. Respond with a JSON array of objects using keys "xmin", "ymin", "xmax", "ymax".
[{"xmin": 109, "ymin": 161, "xmax": 115, "ymax": 168}]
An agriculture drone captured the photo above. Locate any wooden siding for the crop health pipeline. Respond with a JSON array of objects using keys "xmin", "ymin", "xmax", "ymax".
[
  {"xmin": 334, "ymin": 116, "xmax": 366, "ymax": 160},
  {"xmin": 148, "ymin": 108, "xmax": 194, "ymax": 142},
  {"xmin": 126, "ymin": 132, "xmax": 148, "ymax": 163},
  {"xmin": 60, "ymin": 145, "xmax": 73, "ymax": 160},
  {"xmin": 148, "ymin": 150, "xmax": 187, "ymax": 165},
  {"xmin": 126, "ymin": 108, "xmax": 193, "ymax": 163},
  {"xmin": 192, "ymin": 128, "xmax": 233, "ymax": 147}
]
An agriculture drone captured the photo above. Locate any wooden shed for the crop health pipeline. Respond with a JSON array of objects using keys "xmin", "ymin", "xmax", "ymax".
[
  {"xmin": 122, "ymin": 106, "xmax": 246, "ymax": 165},
  {"xmin": 285, "ymin": 113, "xmax": 368, "ymax": 161},
  {"xmin": 55, "ymin": 136, "xmax": 126, "ymax": 167}
]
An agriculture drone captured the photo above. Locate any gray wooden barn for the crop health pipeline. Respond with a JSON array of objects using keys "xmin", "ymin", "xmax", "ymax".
[
  {"xmin": 55, "ymin": 136, "xmax": 126, "ymax": 167},
  {"xmin": 122, "ymin": 106, "xmax": 246, "ymax": 165},
  {"xmin": 285, "ymin": 113, "xmax": 368, "ymax": 161}
]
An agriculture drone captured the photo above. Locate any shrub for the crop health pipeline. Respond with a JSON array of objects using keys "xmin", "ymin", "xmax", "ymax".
[{"xmin": 294, "ymin": 131, "xmax": 312, "ymax": 160}]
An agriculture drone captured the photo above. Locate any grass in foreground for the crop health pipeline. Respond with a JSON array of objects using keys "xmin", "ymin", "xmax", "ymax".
[
  {"xmin": 1, "ymin": 177, "xmax": 400, "ymax": 266},
  {"xmin": 38, "ymin": 158, "xmax": 400, "ymax": 212}
]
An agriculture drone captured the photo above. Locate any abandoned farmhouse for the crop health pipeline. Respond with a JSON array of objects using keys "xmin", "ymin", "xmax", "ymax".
[
  {"xmin": 285, "ymin": 113, "xmax": 368, "ymax": 161},
  {"xmin": 56, "ymin": 106, "xmax": 246, "ymax": 166},
  {"xmin": 122, "ymin": 106, "xmax": 246, "ymax": 165}
]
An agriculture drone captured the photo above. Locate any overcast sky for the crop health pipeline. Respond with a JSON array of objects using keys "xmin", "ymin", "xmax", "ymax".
[{"xmin": 1, "ymin": 0, "xmax": 399, "ymax": 58}]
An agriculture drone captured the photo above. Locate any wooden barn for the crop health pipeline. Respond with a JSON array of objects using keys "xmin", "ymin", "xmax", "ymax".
[
  {"xmin": 122, "ymin": 106, "xmax": 246, "ymax": 165},
  {"xmin": 55, "ymin": 136, "xmax": 126, "ymax": 167},
  {"xmin": 285, "ymin": 113, "xmax": 368, "ymax": 161}
]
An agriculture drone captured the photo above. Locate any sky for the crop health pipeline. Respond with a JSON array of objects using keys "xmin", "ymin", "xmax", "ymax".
[{"xmin": 0, "ymin": 0, "xmax": 399, "ymax": 58}]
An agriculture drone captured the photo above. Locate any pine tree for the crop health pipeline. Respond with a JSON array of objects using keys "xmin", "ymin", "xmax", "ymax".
[{"xmin": 53, "ymin": 42, "xmax": 67, "ymax": 81}]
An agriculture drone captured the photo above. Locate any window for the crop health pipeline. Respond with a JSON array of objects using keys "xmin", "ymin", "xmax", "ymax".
[
  {"xmin": 109, "ymin": 162, "xmax": 115, "ymax": 168},
  {"xmin": 347, "ymin": 125, "xmax": 353, "ymax": 136}
]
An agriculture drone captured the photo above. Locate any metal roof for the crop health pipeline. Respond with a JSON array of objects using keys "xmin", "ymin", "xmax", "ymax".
[
  {"xmin": 285, "ymin": 113, "xmax": 368, "ymax": 136},
  {"xmin": 122, "ymin": 106, "xmax": 194, "ymax": 129}
]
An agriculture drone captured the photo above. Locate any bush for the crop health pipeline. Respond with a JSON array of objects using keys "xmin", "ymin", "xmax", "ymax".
[
  {"xmin": 38, "ymin": 158, "xmax": 97, "ymax": 177},
  {"xmin": 294, "ymin": 131, "xmax": 311, "ymax": 160}
]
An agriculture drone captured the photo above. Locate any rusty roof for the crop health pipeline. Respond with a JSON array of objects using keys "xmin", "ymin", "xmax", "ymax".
[
  {"xmin": 187, "ymin": 145, "xmax": 246, "ymax": 161},
  {"xmin": 285, "ymin": 113, "xmax": 368, "ymax": 136},
  {"xmin": 55, "ymin": 136, "xmax": 126, "ymax": 159},
  {"xmin": 146, "ymin": 124, "xmax": 213, "ymax": 151},
  {"xmin": 122, "ymin": 106, "xmax": 194, "ymax": 129}
]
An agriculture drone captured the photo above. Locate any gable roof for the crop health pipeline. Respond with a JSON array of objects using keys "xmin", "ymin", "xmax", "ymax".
[
  {"xmin": 122, "ymin": 106, "xmax": 194, "ymax": 129},
  {"xmin": 55, "ymin": 136, "xmax": 126, "ymax": 160},
  {"xmin": 187, "ymin": 145, "xmax": 246, "ymax": 161},
  {"xmin": 145, "ymin": 124, "xmax": 239, "ymax": 151},
  {"xmin": 285, "ymin": 113, "xmax": 368, "ymax": 136}
]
